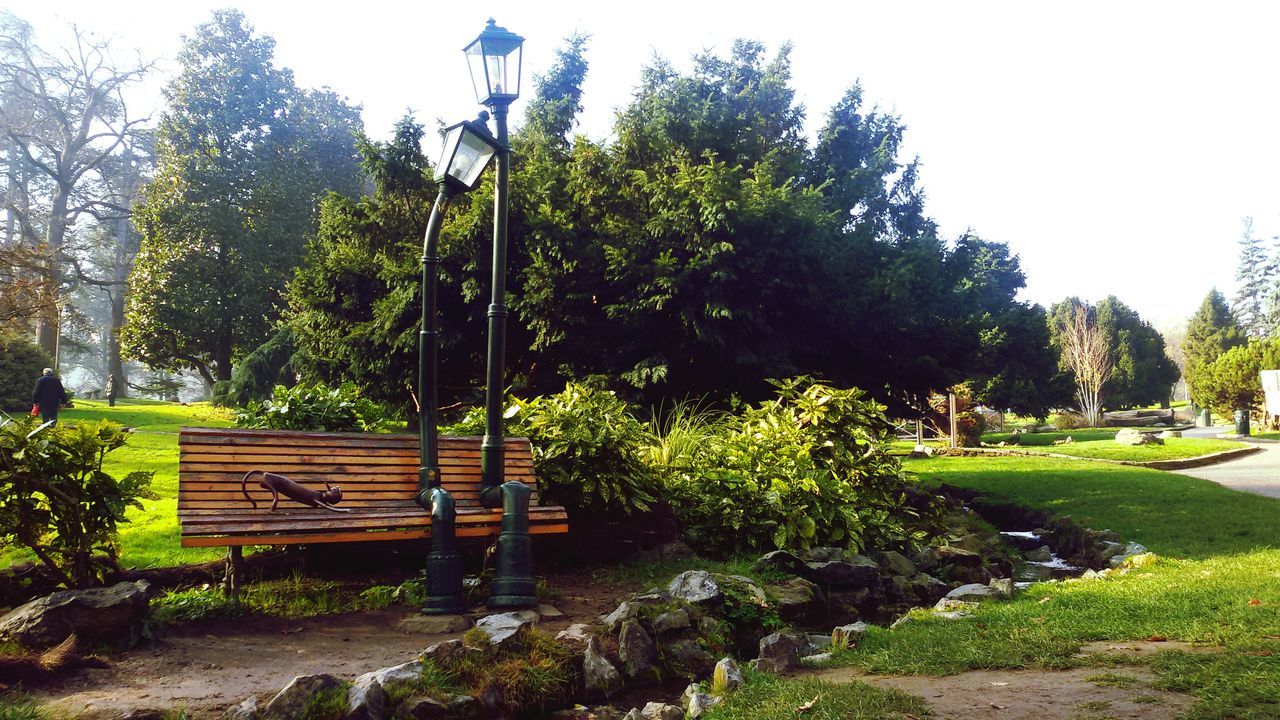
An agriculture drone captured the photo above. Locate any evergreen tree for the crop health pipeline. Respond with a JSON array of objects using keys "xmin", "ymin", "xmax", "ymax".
[
  {"xmin": 1233, "ymin": 218, "xmax": 1271, "ymax": 338},
  {"xmin": 1184, "ymin": 289, "xmax": 1247, "ymax": 406}
]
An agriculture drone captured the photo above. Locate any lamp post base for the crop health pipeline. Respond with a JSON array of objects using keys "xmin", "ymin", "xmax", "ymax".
[
  {"xmin": 424, "ymin": 549, "xmax": 465, "ymax": 615},
  {"xmin": 487, "ymin": 480, "xmax": 538, "ymax": 609}
]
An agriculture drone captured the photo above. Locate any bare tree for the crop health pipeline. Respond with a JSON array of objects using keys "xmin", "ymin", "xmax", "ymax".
[
  {"xmin": 0, "ymin": 12, "xmax": 150, "ymax": 354},
  {"xmin": 1060, "ymin": 305, "xmax": 1113, "ymax": 427}
]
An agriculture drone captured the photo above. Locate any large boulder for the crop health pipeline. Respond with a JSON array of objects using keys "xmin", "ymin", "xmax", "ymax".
[
  {"xmin": 1115, "ymin": 428, "xmax": 1163, "ymax": 446},
  {"xmin": 618, "ymin": 619, "xmax": 658, "ymax": 683},
  {"xmin": 0, "ymin": 580, "xmax": 151, "ymax": 649},
  {"xmin": 667, "ymin": 571, "xmax": 722, "ymax": 605},
  {"xmin": 767, "ymin": 577, "xmax": 823, "ymax": 622},
  {"xmin": 802, "ymin": 557, "xmax": 880, "ymax": 589},
  {"xmin": 582, "ymin": 636, "xmax": 624, "ymax": 700},
  {"xmin": 264, "ymin": 674, "xmax": 343, "ymax": 720},
  {"xmin": 875, "ymin": 550, "xmax": 918, "ymax": 578}
]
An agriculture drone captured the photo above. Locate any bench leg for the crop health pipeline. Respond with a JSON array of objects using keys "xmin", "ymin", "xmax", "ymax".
[{"xmin": 224, "ymin": 546, "xmax": 243, "ymax": 604}]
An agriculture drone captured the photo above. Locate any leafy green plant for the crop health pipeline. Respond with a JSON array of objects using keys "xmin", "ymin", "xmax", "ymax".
[
  {"xmin": 0, "ymin": 692, "xmax": 44, "ymax": 720},
  {"xmin": 446, "ymin": 383, "xmax": 661, "ymax": 514},
  {"xmin": 0, "ymin": 419, "xmax": 156, "ymax": 588},
  {"xmin": 0, "ymin": 334, "xmax": 52, "ymax": 412},
  {"xmin": 659, "ymin": 377, "xmax": 941, "ymax": 555},
  {"xmin": 154, "ymin": 587, "xmax": 241, "ymax": 622},
  {"xmin": 234, "ymin": 382, "xmax": 392, "ymax": 432}
]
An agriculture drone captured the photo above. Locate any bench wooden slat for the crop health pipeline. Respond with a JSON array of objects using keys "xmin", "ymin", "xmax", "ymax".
[
  {"xmin": 181, "ymin": 508, "xmax": 569, "ymax": 534},
  {"xmin": 181, "ymin": 523, "xmax": 571, "ymax": 547}
]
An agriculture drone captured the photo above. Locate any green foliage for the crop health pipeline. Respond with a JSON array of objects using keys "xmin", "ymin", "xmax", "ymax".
[
  {"xmin": 298, "ymin": 684, "xmax": 351, "ymax": 720},
  {"xmin": 0, "ymin": 693, "xmax": 44, "ymax": 720},
  {"xmin": 0, "ymin": 419, "xmax": 156, "ymax": 587},
  {"xmin": 1196, "ymin": 338, "xmax": 1280, "ymax": 415},
  {"xmin": 1185, "ymin": 290, "xmax": 1248, "ymax": 406},
  {"xmin": 418, "ymin": 628, "xmax": 577, "ymax": 713},
  {"xmin": 954, "ymin": 410, "xmax": 986, "ymax": 447},
  {"xmin": 234, "ymin": 382, "xmax": 391, "ymax": 432},
  {"xmin": 153, "ymin": 587, "xmax": 240, "ymax": 622},
  {"xmin": 124, "ymin": 9, "xmax": 362, "ymax": 386},
  {"xmin": 659, "ymin": 377, "xmax": 940, "ymax": 555},
  {"xmin": 700, "ymin": 670, "xmax": 930, "ymax": 720},
  {"xmin": 219, "ymin": 326, "xmax": 299, "ymax": 407},
  {"xmin": 446, "ymin": 383, "xmax": 661, "ymax": 515},
  {"xmin": 0, "ymin": 334, "xmax": 52, "ymax": 412},
  {"xmin": 1049, "ymin": 296, "xmax": 1179, "ymax": 410}
]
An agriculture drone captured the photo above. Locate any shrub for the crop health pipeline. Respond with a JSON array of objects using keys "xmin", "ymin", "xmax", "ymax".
[
  {"xmin": 0, "ymin": 334, "xmax": 53, "ymax": 412},
  {"xmin": 659, "ymin": 377, "xmax": 940, "ymax": 555},
  {"xmin": 235, "ymin": 382, "xmax": 392, "ymax": 432},
  {"xmin": 0, "ymin": 419, "xmax": 156, "ymax": 588},
  {"xmin": 954, "ymin": 410, "xmax": 986, "ymax": 447},
  {"xmin": 445, "ymin": 384, "xmax": 661, "ymax": 515},
  {"xmin": 1049, "ymin": 411, "xmax": 1086, "ymax": 430}
]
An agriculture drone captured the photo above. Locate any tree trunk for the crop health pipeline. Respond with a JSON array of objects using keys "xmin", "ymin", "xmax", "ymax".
[{"xmin": 36, "ymin": 190, "xmax": 69, "ymax": 355}]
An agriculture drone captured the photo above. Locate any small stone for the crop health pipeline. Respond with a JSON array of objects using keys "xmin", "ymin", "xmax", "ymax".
[
  {"xmin": 989, "ymin": 578, "xmax": 1014, "ymax": 598},
  {"xmin": 421, "ymin": 639, "xmax": 464, "ymax": 664},
  {"xmin": 264, "ymin": 674, "xmax": 342, "ymax": 719},
  {"xmin": 224, "ymin": 696, "xmax": 258, "ymax": 720},
  {"xmin": 583, "ymin": 636, "xmax": 624, "ymax": 699},
  {"xmin": 875, "ymin": 550, "xmax": 918, "ymax": 578},
  {"xmin": 1159, "ymin": 430, "xmax": 1182, "ymax": 439},
  {"xmin": 945, "ymin": 583, "xmax": 997, "ymax": 602},
  {"xmin": 831, "ymin": 622, "xmax": 870, "ymax": 649},
  {"xmin": 910, "ymin": 573, "xmax": 949, "ymax": 603},
  {"xmin": 653, "ymin": 608, "xmax": 691, "ymax": 635},
  {"xmin": 395, "ymin": 696, "xmax": 448, "ymax": 720},
  {"xmin": 805, "ymin": 546, "xmax": 848, "ymax": 562},
  {"xmin": 756, "ymin": 632, "xmax": 804, "ymax": 673},
  {"xmin": 350, "ymin": 658, "xmax": 422, "ymax": 720},
  {"xmin": 640, "ymin": 702, "xmax": 683, "ymax": 720},
  {"xmin": 667, "ymin": 570, "xmax": 722, "ymax": 604},
  {"xmin": 685, "ymin": 691, "xmax": 720, "ymax": 719},
  {"xmin": 602, "ymin": 592, "xmax": 672, "ymax": 633},
  {"xmin": 720, "ymin": 574, "xmax": 768, "ymax": 604},
  {"xmin": 396, "ymin": 614, "xmax": 469, "ymax": 634},
  {"xmin": 767, "ymin": 577, "xmax": 823, "ymax": 622},
  {"xmin": 711, "ymin": 657, "xmax": 744, "ymax": 694},
  {"xmin": 801, "ymin": 652, "xmax": 833, "ymax": 664},
  {"xmin": 933, "ymin": 598, "xmax": 978, "ymax": 612},
  {"xmin": 806, "ymin": 633, "xmax": 832, "ymax": 651},
  {"xmin": 123, "ymin": 710, "xmax": 165, "ymax": 720},
  {"xmin": 656, "ymin": 541, "xmax": 696, "ymax": 560},
  {"xmin": 934, "ymin": 610, "xmax": 972, "ymax": 620},
  {"xmin": 910, "ymin": 547, "xmax": 941, "ymax": 572},
  {"xmin": 1024, "ymin": 546, "xmax": 1053, "ymax": 562},
  {"xmin": 753, "ymin": 550, "xmax": 806, "ymax": 575},
  {"xmin": 537, "ymin": 604, "xmax": 565, "ymax": 619},
  {"xmin": 935, "ymin": 545, "xmax": 983, "ymax": 566},
  {"xmin": 666, "ymin": 637, "xmax": 716, "ymax": 678},
  {"xmin": 555, "ymin": 623, "xmax": 594, "ymax": 650},
  {"xmin": 474, "ymin": 610, "xmax": 538, "ymax": 648},
  {"xmin": 618, "ymin": 619, "xmax": 657, "ymax": 683}
]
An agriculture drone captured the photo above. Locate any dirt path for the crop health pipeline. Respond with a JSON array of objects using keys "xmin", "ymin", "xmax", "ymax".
[{"xmin": 811, "ymin": 641, "xmax": 1211, "ymax": 720}]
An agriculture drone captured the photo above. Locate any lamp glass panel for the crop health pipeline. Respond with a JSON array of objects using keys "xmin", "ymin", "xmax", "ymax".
[
  {"xmin": 464, "ymin": 47, "xmax": 489, "ymax": 104},
  {"xmin": 448, "ymin": 130, "xmax": 496, "ymax": 189},
  {"xmin": 434, "ymin": 125, "xmax": 464, "ymax": 184}
]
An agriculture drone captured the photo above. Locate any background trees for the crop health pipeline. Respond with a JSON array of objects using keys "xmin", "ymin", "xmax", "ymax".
[
  {"xmin": 1184, "ymin": 290, "xmax": 1247, "ymax": 408},
  {"xmin": 122, "ymin": 10, "xmax": 362, "ymax": 388}
]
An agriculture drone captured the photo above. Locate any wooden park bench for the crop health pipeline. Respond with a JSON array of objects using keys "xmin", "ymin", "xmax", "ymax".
[{"xmin": 177, "ymin": 427, "xmax": 568, "ymax": 592}]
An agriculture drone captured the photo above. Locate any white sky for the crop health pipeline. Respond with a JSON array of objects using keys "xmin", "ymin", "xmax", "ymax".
[{"xmin": 14, "ymin": 0, "xmax": 1279, "ymax": 330}]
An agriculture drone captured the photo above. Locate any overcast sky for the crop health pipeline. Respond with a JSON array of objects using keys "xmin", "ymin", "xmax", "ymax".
[{"xmin": 16, "ymin": 0, "xmax": 1278, "ymax": 330}]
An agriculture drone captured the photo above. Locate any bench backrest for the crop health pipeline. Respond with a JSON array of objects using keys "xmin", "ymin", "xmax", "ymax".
[{"xmin": 177, "ymin": 427, "xmax": 536, "ymax": 512}]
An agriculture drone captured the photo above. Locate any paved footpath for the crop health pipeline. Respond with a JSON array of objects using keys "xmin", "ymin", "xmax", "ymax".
[{"xmin": 1174, "ymin": 426, "xmax": 1280, "ymax": 499}]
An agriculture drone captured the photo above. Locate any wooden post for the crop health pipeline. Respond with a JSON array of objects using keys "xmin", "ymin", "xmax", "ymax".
[
  {"xmin": 949, "ymin": 393, "xmax": 958, "ymax": 448},
  {"xmin": 224, "ymin": 546, "xmax": 242, "ymax": 604},
  {"xmin": 914, "ymin": 418, "xmax": 925, "ymax": 454}
]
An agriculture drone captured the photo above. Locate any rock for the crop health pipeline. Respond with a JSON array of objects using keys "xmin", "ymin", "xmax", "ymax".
[
  {"xmin": 875, "ymin": 550, "xmax": 917, "ymax": 578},
  {"xmin": 653, "ymin": 608, "xmax": 691, "ymax": 635},
  {"xmin": 805, "ymin": 546, "xmax": 848, "ymax": 562},
  {"xmin": 583, "ymin": 636, "xmax": 624, "ymax": 699},
  {"xmin": 801, "ymin": 652, "xmax": 833, "ymax": 664},
  {"xmin": 666, "ymin": 637, "xmax": 716, "ymax": 678},
  {"xmin": 224, "ymin": 697, "xmax": 258, "ymax": 720},
  {"xmin": 933, "ymin": 598, "xmax": 978, "ymax": 613},
  {"xmin": 910, "ymin": 573, "xmax": 949, "ymax": 603},
  {"xmin": 767, "ymin": 577, "xmax": 823, "ymax": 622},
  {"xmin": 953, "ymin": 533, "xmax": 985, "ymax": 554},
  {"xmin": 1024, "ymin": 546, "xmax": 1053, "ymax": 562},
  {"xmin": 264, "ymin": 674, "xmax": 342, "ymax": 719},
  {"xmin": 622, "ymin": 710, "xmax": 642, "ymax": 720},
  {"xmin": 1116, "ymin": 428, "xmax": 1163, "ymax": 445},
  {"xmin": 945, "ymin": 583, "xmax": 997, "ymax": 602},
  {"xmin": 685, "ymin": 690, "xmax": 720, "ymax": 719},
  {"xmin": 123, "ymin": 710, "xmax": 165, "ymax": 720},
  {"xmin": 806, "ymin": 633, "xmax": 832, "ymax": 651},
  {"xmin": 934, "ymin": 610, "xmax": 972, "ymax": 620},
  {"xmin": 1108, "ymin": 542, "xmax": 1150, "ymax": 567},
  {"xmin": 988, "ymin": 578, "xmax": 1014, "ymax": 598},
  {"xmin": 655, "ymin": 541, "xmax": 696, "ymax": 561},
  {"xmin": 755, "ymin": 632, "xmax": 804, "ymax": 673},
  {"xmin": 886, "ymin": 575, "xmax": 913, "ymax": 603},
  {"xmin": 618, "ymin": 619, "xmax": 657, "ymax": 683},
  {"xmin": 0, "ymin": 580, "xmax": 151, "ymax": 649},
  {"xmin": 555, "ymin": 623, "xmax": 595, "ymax": 650},
  {"xmin": 421, "ymin": 639, "xmax": 464, "ymax": 665},
  {"xmin": 640, "ymin": 702, "xmax": 684, "ymax": 720},
  {"xmin": 935, "ymin": 545, "xmax": 983, "ymax": 567},
  {"xmin": 910, "ymin": 547, "xmax": 941, "ymax": 573},
  {"xmin": 720, "ymin": 574, "xmax": 768, "ymax": 604},
  {"xmin": 711, "ymin": 657, "xmax": 745, "ymax": 694},
  {"xmin": 473, "ymin": 610, "xmax": 538, "ymax": 649},
  {"xmin": 802, "ymin": 558, "xmax": 880, "ymax": 589},
  {"xmin": 537, "ymin": 604, "xmax": 565, "ymax": 619},
  {"xmin": 396, "ymin": 614, "xmax": 469, "ymax": 634},
  {"xmin": 753, "ymin": 550, "xmax": 806, "ymax": 575},
  {"xmin": 396, "ymin": 695, "xmax": 476, "ymax": 720},
  {"xmin": 349, "ymin": 659, "xmax": 423, "ymax": 720},
  {"xmin": 1098, "ymin": 541, "xmax": 1126, "ymax": 561},
  {"xmin": 831, "ymin": 622, "xmax": 870, "ymax": 649},
  {"xmin": 667, "ymin": 570, "xmax": 722, "ymax": 605},
  {"xmin": 602, "ymin": 592, "xmax": 672, "ymax": 632}
]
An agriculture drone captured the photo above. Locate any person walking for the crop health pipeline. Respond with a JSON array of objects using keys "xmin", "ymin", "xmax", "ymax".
[
  {"xmin": 106, "ymin": 373, "xmax": 117, "ymax": 407},
  {"xmin": 31, "ymin": 368, "xmax": 69, "ymax": 425}
]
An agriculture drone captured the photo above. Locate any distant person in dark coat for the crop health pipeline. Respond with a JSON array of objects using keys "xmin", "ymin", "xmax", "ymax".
[
  {"xmin": 106, "ymin": 373, "xmax": 117, "ymax": 407},
  {"xmin": 32, "ymin": 368, "xmax": 69, "ymax": 425}
]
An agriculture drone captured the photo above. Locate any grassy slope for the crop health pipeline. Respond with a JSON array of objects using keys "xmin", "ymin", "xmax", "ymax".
[
  {"xmin": 825, "ymin": 454, "xmax": 1280, "ymax": 719},
  {"xmin": 983, "ymin": 429, "xmax": 1247, "ymax": 462}
]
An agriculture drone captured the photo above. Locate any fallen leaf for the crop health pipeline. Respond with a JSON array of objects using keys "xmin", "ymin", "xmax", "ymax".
[
  {"xmin": 795, "ymin": 695, "xmax": 819, "ymax": 713},
  {"xmin": 1148, "ymin": 635, "xmax": 1167, "ymax": 642},
  {"xmin": 1249, "ymin": 599, "xmax": 1262, "ymax": 606},
  {"xmin": 1038, "ymin": 597, "xmax": 1051, "ymax": 604},
  {"xmin": 990, "ymin": 702, "xmax": 1007, "ymax": 709},
  {"xmin": 1245, "ymin": 650, "xmax": 1274, "ymax": 657},
  {"xmin": 989, "ymin": 681, "xmax": 1009, "ymax": 686}
]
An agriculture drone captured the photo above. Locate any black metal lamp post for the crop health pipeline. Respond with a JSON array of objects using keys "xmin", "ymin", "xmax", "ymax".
[
  {"xmin": 465, "ymin": 19, "xmax": 537, "ymax": 610},
  {"xmin": 419, "ymin": 116, "xmax": 501, "ymax": 615}
]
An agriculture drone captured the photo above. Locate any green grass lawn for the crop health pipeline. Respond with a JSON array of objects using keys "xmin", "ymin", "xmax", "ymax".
[
  {"xmin": 821, "ymin": 454, "xmax": 1280, "ymax": 719},
  {"xmin": 982, "ymin": 428, "xmax": 1247, "ymax": 463},
  {"xmin": 1, "ymin": 399, "xmax": 233, "ymax": 570}
]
